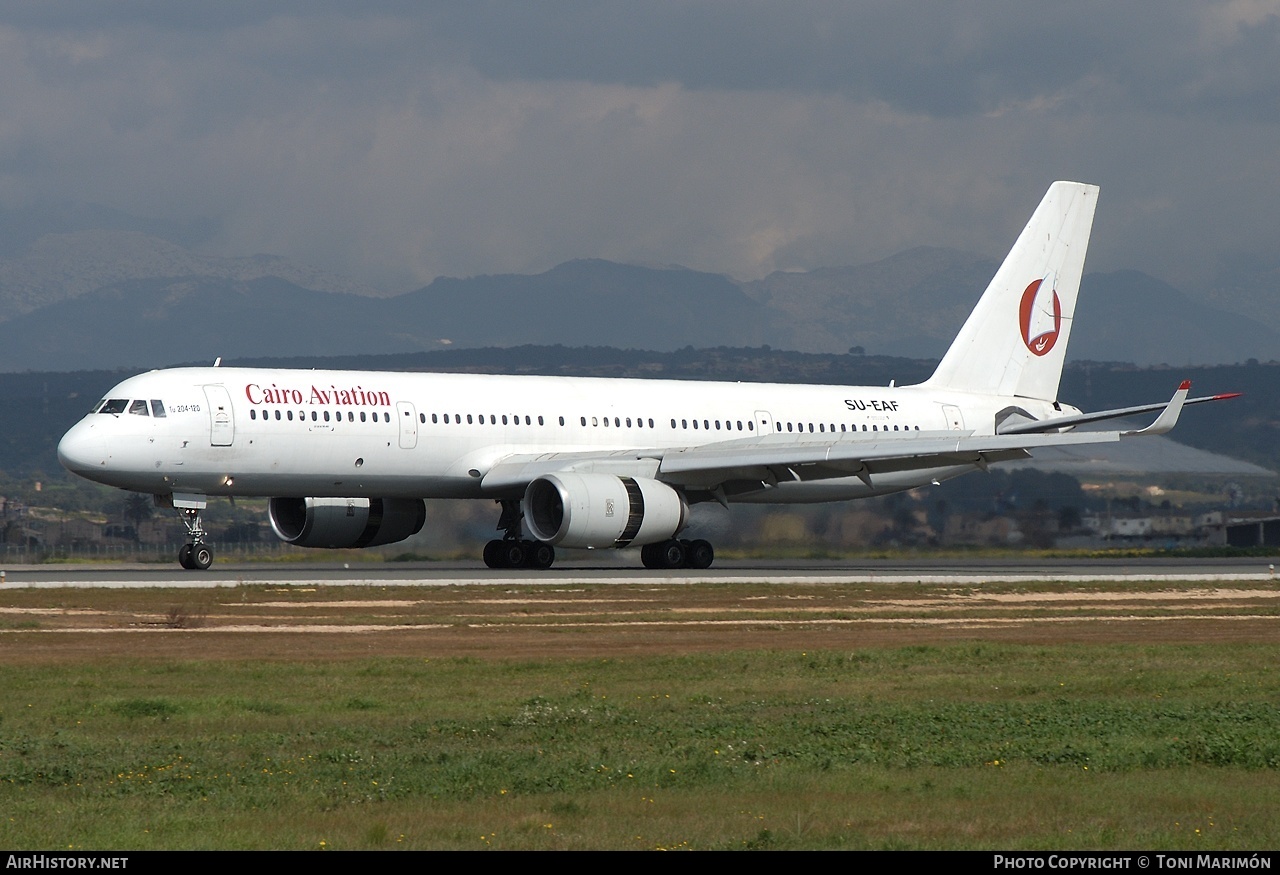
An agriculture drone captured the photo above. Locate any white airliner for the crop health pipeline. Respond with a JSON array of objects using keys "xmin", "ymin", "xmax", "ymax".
[{"xmin": 57, "ymin": 182, "xmax": 1234, "ymax": 570}]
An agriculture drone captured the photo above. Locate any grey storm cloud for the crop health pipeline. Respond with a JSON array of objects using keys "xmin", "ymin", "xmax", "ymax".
[{"xmin": 0, "ymin": 2, "xmax": 1276, "ymax": 293}]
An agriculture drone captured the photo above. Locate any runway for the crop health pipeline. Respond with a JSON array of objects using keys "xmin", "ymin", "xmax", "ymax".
[{"xmin": 1, "ymin": 556, "xmax": 1277, "ymax": 588}]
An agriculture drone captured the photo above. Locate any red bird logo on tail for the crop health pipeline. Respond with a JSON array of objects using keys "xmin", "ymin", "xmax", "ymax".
[{"xmin": 1019, "ymin": 277, "xmax": 1061, "ymax": 356}]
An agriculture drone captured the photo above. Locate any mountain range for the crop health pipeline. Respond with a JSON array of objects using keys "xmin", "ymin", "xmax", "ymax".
[{"xmin": 0, "ymin": 211, "xmax": 1278, "ymax": 372}]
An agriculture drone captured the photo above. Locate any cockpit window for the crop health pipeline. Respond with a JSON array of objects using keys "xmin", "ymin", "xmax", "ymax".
[
  {"xmin": 150, "ymin": 400, "xmax": 166, "ymax": 418},
  {"xmin": 98, "ymin": 399, "xmax": 129, "ymax": 415},
  {"xmin": 128, "ymin": 400, "xmax": 149, "ymax": 416}
]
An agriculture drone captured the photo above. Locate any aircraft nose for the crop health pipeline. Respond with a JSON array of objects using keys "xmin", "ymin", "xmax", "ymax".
[{"xmin": 57, "ymin": 422, "xmax": 107, "ymax": 475}]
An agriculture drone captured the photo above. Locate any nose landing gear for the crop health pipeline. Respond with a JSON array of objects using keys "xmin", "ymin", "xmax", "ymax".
[
  {"xmin": 166, "ymin": 493, "xmax": 213, "ymax": 570},
  {"xmin": 178, "ymin": 539, "xmax": 213, "ymax": 571}
]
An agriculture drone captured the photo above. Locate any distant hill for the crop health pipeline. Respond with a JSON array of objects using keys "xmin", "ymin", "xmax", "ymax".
[
  {"xmin": 0, "ymin": 262, "xmax": 790, "ymax": 371},
  {"xmin": 1070, "ymin": 270, "xmax": 1280, "ymax": 366},
  {"xmin": 2, "ymin": 227, "xmax": 1280, "ymax": 369},
  {"xmin": 0, "ymin": 276, "xmax": 398, "ymax": 372},
  {"xmin": 381, "ymin": 259, "xmax": 783, "ymax": 351},
  {"xmin": 0, "ymin": 228, "xmax": 383, "ymax": 322},
  {"xmin": 1200, "ymin": 253, "xmax": 1280, "ymax": 334},
  {"xmin": 741, "ymin": 247, "xmax": 1000, "ymax": 357}
]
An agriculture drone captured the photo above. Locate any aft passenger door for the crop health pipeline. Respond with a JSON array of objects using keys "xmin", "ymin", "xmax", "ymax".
[
  {"xmin": 397, "ymin": 401, "xmax": 418, "ymax": 449},
  {"xmin": 942, "ymin": 404, "xmax": 965, "ymax": 431},
  {"xmin": 203, "ymin": 385, "xmax": 235, "ymax": 447}
]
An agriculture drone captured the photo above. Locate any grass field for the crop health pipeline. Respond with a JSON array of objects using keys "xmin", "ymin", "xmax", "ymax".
[{"xmin": 0, "ymin": 578, "xmax": 1276, "ymax": 850}]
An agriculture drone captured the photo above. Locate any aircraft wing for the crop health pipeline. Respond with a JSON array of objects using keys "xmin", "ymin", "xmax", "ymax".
[
  {"xmin": 652, "ymin": 429, "xmax": 1121, "ymax": 489},
  {"xmin": 480, "ymin": 428, "xmax": 1133, "ymax": 494},
  {"xmin": 481, "ymin": 381, "xmax": 1201, "ymax": 495}
]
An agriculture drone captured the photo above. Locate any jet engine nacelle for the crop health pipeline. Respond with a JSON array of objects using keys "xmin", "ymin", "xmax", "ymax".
[
  {"xmin": 522, "ymin": 473, "xmax": 688, "ymax": 549},
  {"xmin": 268, "ymin": 497, "xmax": 426, "ymax": 549}
]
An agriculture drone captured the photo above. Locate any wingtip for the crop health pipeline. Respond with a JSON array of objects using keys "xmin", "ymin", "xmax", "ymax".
[
  {"xmin": 1178, "ymin": 380, "xmax": 1191, "ymax": 391},
  {"xmin": 1213, "ymin": 392, "xmax": 1243, "ymax": 400}
]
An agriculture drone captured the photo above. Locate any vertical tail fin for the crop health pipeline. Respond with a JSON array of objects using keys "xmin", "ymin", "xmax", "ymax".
[{"xmin": 922, "ymin": 181, "xmax": 1098, "ymax": 401}]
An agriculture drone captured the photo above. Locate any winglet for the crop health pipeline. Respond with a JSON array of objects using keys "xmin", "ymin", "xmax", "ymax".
[{"xmin": 1124, "ymin": 381, "xmax": 1190, "ymax": 436}]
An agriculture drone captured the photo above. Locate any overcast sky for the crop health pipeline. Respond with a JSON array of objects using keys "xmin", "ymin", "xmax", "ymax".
[{"xmin": 1, "ymin": 1, "xmax": 1277, "ymax": 293}]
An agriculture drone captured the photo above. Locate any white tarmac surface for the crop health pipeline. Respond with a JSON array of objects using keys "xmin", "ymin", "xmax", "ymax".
[{"xmin": 0, "ymin": 558, "xmax": 1276, "ymax": 589}]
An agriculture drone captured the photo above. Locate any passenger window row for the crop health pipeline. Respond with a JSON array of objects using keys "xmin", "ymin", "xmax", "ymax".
[
  {"xmin": 248, "ymin": 409, "xmax": 391, "ymax": 423},
  {"xmin": 584, "ymin": 416, "xmax": 657, "ymax": 428},
  {"xmin": 419, "ymin": 413, "xmax": 919, "ymax": 435},
  {"xmin": 669, "ymin": 418, "xmax": 753, "ymax": 431},
  {"xmin": 779, "ymin": 422, "xmax": 920, "ymax": 433},
  {"xmin": 431, "ymin": 413, "xmax": 547, "ymax": 426}
]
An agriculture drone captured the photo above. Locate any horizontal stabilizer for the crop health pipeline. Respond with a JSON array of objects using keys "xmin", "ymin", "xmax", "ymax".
[{"xmin": 998, "ymin": 382, "xmax": 1239, "ymax": 436}]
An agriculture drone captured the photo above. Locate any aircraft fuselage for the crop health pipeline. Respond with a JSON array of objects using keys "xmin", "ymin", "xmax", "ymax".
[{"xmin": 58, "ymin": 366, "xmax": 1057, "ymax": 503}]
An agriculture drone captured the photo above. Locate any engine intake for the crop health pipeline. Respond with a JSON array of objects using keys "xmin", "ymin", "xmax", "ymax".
[
  {"xmin": 522, "ymin": 473, "xmax": 687, "ymax": 549},
  {"xmin": 268, "ymin": 497, "xmax": 426, "ymax": 549}
]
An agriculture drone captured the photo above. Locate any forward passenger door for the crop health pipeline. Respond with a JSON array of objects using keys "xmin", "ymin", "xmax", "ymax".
[{"xmin": 203, "ymin": 385, "xmax": 235, "ymax": 447}]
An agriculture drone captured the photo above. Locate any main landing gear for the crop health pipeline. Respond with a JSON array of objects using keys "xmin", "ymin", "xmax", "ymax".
[
  {"xmin": 479, "ymin": 501, "xmax": 716, "ymax": 571},
  {"xmin": 175, "ymin": 504, "xmax": 213, "ymax": 570},
  {"xmin": 640, "ymin": 538, "xmax": 715, "ymax": 570},
  {"xmin": 483, "ymin": 499, "xmax": 556, "ymax": 569}
]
